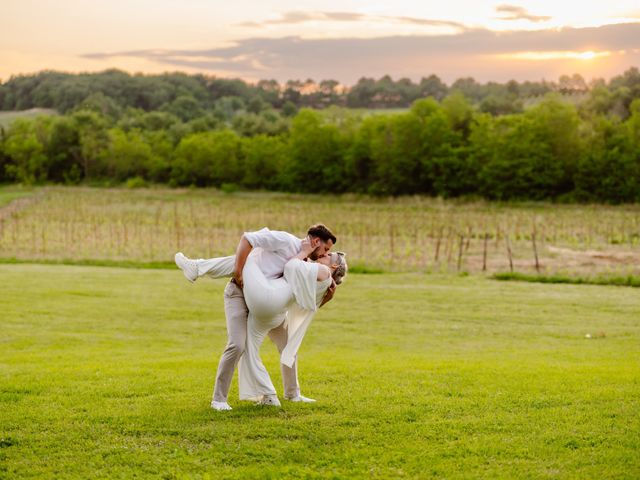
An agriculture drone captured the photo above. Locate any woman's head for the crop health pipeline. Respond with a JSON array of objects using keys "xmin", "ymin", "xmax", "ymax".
[{"xmin": 317, "ymin": 251, "xmax": 348, "ymax": 285}]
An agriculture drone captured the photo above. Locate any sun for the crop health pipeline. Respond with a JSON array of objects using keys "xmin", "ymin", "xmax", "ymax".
[{"xmin": 577, "ymin": 51, "xmax": 597, "ymax": 60}]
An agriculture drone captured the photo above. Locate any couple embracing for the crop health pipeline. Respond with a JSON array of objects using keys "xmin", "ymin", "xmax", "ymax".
[{"xmin": 175, "ymin": 224, "xmax": 347, "ymax": 411}]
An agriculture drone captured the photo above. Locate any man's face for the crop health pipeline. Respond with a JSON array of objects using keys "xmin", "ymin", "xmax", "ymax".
[{"xmin": 308, "ymin": 237, "xmax": 334, "ymax": 261}]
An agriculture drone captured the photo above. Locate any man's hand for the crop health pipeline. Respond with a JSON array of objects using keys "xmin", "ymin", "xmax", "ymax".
[{"xmin": 319, "ymin": 279, "xmax": 336, "ymax": 308}]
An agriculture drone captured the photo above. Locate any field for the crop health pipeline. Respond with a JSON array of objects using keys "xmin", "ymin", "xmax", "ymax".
[
  {"xmin": 2, "ymin": 264, "xmax": 639, "ymax": 478},
  {"xmin": 0, "ymin": 109, "xmax": 57, "ymax": 128},
  {"xmin": 1, "ymin": 186, "xmax": 640, "ymax": 277},
  {"xmin": 1, "ymin": 187, "xmax": 639, "ymax": 478}
]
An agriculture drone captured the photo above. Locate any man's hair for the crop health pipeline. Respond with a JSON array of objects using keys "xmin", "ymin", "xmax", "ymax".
[{"xmin": 307, "ymin": 224, "xmax": 337, "ymax": 244}]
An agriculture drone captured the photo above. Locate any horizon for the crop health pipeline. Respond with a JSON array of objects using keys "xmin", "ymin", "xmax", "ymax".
[
  {"xmin": 1, "ymin": 66, "xmax": 635, "ymax": 91},
  {"xmin": 2, "ymin": 1, "xmax": 640, "ymax": 84}
]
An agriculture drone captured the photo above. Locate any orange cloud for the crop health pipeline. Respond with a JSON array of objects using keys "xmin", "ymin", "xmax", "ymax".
[{"xmin": 495, "ymin": 5, "xmax": 551, "ymax": 23}]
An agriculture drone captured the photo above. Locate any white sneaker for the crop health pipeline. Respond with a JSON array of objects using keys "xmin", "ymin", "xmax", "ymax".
[
  {"xmin": 286, "ymin": 394, "xmax": 316, "ymax": 403},
  {"xmin": 211, "ymin": 400, "xmax": 232, "ymax": 411},
  {"xmin": 257, "ymin": 394, "xmax": 281, "ymax": 407},
  {"xmin": 175, "ymin": 252, "xmax": 198, "ymax": 283}
]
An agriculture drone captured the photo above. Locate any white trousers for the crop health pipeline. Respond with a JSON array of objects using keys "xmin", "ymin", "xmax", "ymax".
[
  {"xmin": 238, "ymin": 256, "xmax": 295, "ymax": 400},
  {"xmin": 196, "ymin": 255, "xmax": 299, "ymax": 401}
]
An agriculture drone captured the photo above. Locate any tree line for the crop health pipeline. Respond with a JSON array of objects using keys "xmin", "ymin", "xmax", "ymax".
[
  {"xmin": 2, "ymin": 68, "xmax": 639, "ymax": 114},
  {"xmin": 1, "ymin": 68, "xmax": 640, "ymax": 202}
]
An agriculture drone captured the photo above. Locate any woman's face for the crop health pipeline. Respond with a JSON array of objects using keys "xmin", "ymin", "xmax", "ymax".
[{"xmin": 316, "ymin": 253, "xmax": 334, "ymax": 268}]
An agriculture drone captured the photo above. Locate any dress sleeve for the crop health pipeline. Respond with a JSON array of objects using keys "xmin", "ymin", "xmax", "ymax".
[
  {"xmin": 244, "ymin": 227, "xmax": 299, "ymax": 252},
  {"xmin": 284, "ymin": 258, "xmax": 319, "ymax": 312}
]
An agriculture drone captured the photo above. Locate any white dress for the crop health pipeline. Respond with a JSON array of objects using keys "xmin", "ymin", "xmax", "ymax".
[
  {"xmin": 239, "ymin": 254, "xmax": 331, "ymax": 400},
  {"xmin": 197, "ymin": 251, "xmax": 331, "ymax": 400}
]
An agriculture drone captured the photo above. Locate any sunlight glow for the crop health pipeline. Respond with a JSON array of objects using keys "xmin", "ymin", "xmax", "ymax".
[{"xmin": 496, "ymin": 50, "xmax": 613, "ymax": 61}]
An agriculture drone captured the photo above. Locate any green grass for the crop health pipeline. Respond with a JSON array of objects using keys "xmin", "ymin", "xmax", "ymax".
[
  {"xmin": 0, "ymin": 185, "xmax": 35, "ymax": 208},
  {"xmin": 494, "ymin": 272, "xmax": 640, "ymax": 288},
  {"xmin": 0, "ymin": 256, "xmax": 174, "ymax": 270},
  {"xmin": 2, "ymin": 264, "xmax": 639, "ymax": 478}
]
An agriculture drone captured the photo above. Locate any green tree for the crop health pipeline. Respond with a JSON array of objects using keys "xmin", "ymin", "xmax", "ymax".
[
  {"xmin": 46, "ymin": 116, "xmax": 82, "ymax": 183},
  {"xmin": 105, "ymin": 128, "xmax": 154, "ymax": 181},
  {"xmin": 284, "ymin": 109, "xmax": 346, "ymax": 192},
  {"xmin": 71, "ymin": 110, "xmax": 110, "ymax": 180},
  {"xmin": 574, "ymin": 115, "xmax": 640, "ymax": 203},
  {"xmin": 3, "ymin": 119, "xmax": 49, "ymax": 184},
  {"xmin": 162, "ymin": 95, "xmax": 204, "ymax": 122},
  {"xmin": 470, "ymin": 96, "xmax": 582, "ymax": 200},
  {"xmin": 419, "ymin": 75, "xmax": 448, "ymax": 101},
  {"xmin": 241, "ymin": 135, "xmax": 288, "ymax": 189},
  {"xmin": 479, "ymin": 93, "xmax": 523, "ymax": 116},
  {"xmin": 171, "ymin": 130, "xmax": 242, "ymax": 186},
  {"xmin": 441, "ymin": 92, "xmax": 475, "ymax": 138},
  {"xmin": 281, "ymin": 101, "xmax": 298, "ymax": 117}
]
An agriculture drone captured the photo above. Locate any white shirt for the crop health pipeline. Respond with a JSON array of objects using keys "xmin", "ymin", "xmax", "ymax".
[{"xmin": 243, "ymin": 227, "xmax": 302, "ymax": 280}]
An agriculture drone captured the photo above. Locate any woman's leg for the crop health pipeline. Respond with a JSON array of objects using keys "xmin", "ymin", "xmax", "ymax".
[
  {"xmin": 196, "ymin": 255, "xmax": 235, "ymax": 279},
  {"xmin": 238, "ymin": 256, "xmax": 293, "ymax": 401},
  {"xmin": 242, "ymin": 256, "xmax": 293, "ymax": 318},
  {"xmin": 238, "ymin": 312, "xmax": 281, "ymax": 400},
  {"xmin": 175, "ymin": 253, "xmax": 235, "ymax": 282},
  {"xmin": 268, "ymin": 322, "xmax": 300, "ymax": 399}
]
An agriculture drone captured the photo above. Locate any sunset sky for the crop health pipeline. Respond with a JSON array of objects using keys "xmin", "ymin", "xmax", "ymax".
[{"xmin": 2, "ymin": 0, "xmax": 640, "ymax": 84}]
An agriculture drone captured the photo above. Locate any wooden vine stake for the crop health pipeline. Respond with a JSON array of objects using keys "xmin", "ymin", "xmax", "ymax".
[
  {"xmin": 532, "ymin": 231, "xmax": 540, "ymax": 273},
  {"xmin": 482, "ymin": 233, "xmax": 489, "ymax": 272},
  {"xmin": 434, "ymin": 227, "xmax": 443, "ymax": 262},
  {"xmin": 505, "ymin": 234, "xmax": 514, "ymax": 273}
]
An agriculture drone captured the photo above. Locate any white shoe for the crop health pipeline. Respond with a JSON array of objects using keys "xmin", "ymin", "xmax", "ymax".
[
  {"xmin": 211, "ymin": 400, "xmax": 232, "ymax": 411},
  {"xmin": 175, "ymin": 252, "xmax": 198, "ymax": 283},
  {"xmin": 286, "ymin": 394, "xmax": 316, "ymax": 403},
  {"xmin": 256, "ymin": 394, "xmax": 281, "ymax": 407}
]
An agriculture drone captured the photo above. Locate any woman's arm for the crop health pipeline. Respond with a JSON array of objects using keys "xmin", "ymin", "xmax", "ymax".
[
  {"xmin": 319, "ymin": 279, "xmax": 336, "ymax": 308},
  {"xmin": 295, "ymin": 235, "xmax": 315, "ymax": 261},
  {"xmin": 316, "ymin": 264, "xmax": 331, "ymax": 281}
]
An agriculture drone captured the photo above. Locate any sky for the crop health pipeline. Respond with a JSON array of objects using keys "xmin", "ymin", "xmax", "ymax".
[{"xmin": 1, "ymin": 0, "xmax": 640, "ymax": 85}]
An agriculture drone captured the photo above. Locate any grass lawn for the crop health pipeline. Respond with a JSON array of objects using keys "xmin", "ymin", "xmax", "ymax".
[
  {"xmin": 0, "ymin": 185, "xmax": 34, "ymax": 208},
  {"xmin": 1, "ymin": 264, "xmax": 639, "ymax": 478}
]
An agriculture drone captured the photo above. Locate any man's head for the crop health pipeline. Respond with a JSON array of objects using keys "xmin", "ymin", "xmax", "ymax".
[{"xmin": 306, "ymin": 224, "xmax": 336, "ymax": 261}]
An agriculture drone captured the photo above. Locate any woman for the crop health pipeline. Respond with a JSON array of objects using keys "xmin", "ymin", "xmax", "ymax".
[{"xmin": 176, "ymin": 240, "xmax": 347, "ymax": 405}]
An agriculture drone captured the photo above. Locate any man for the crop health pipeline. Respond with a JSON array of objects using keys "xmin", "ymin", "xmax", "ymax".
[{"xmin": 175, "ymin": 224, "xmax": 337, "ymax": 411}]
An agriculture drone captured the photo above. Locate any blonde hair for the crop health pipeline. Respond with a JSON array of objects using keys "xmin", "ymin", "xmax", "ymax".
[{"xmin": 332, "ymin": 252, "xmax": 348, "ymax": 285}]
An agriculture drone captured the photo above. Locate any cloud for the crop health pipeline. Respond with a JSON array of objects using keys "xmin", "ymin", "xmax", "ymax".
[
  {"xmin": 81, "ymin": 22, "xmax": 640, "ymax": 83},
  {"xmin": 495, "ymin": 4, "xmax": 551, "ymax": 23},
  {"xmin": 235, "ymin": 11, "xmax": 466, "ymax": 31}
]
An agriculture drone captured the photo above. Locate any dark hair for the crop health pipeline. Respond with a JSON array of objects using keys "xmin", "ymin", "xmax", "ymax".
[{"xmin": 307, "ymin": 224, "xmax": 337, "ymax": 244}]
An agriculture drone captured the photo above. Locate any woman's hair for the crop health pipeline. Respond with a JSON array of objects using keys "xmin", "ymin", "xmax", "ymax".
[{"xmin": 331, "ymin": 252, "xmax": 348, "ymax": 285}]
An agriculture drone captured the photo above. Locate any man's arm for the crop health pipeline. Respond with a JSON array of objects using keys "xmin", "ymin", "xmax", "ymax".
[{"xmin": 233, "ymin": 235, "xmax": 253, "ymax": 288}]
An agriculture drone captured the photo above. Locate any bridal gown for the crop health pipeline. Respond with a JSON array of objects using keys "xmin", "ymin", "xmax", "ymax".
[{"xmin": 197, "ymin": 249, "xmax": 331, "ymax": 400}]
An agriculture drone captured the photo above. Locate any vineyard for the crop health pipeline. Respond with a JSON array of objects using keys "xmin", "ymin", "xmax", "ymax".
[{"xmin": 2, "ymin": 186, "xmax": 639, "ymax": 277}]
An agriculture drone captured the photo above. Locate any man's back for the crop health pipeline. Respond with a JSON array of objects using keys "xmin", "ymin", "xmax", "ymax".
[{"xmin": 244, "ymin": 228, "xmax": 302, "ymax": 279}]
